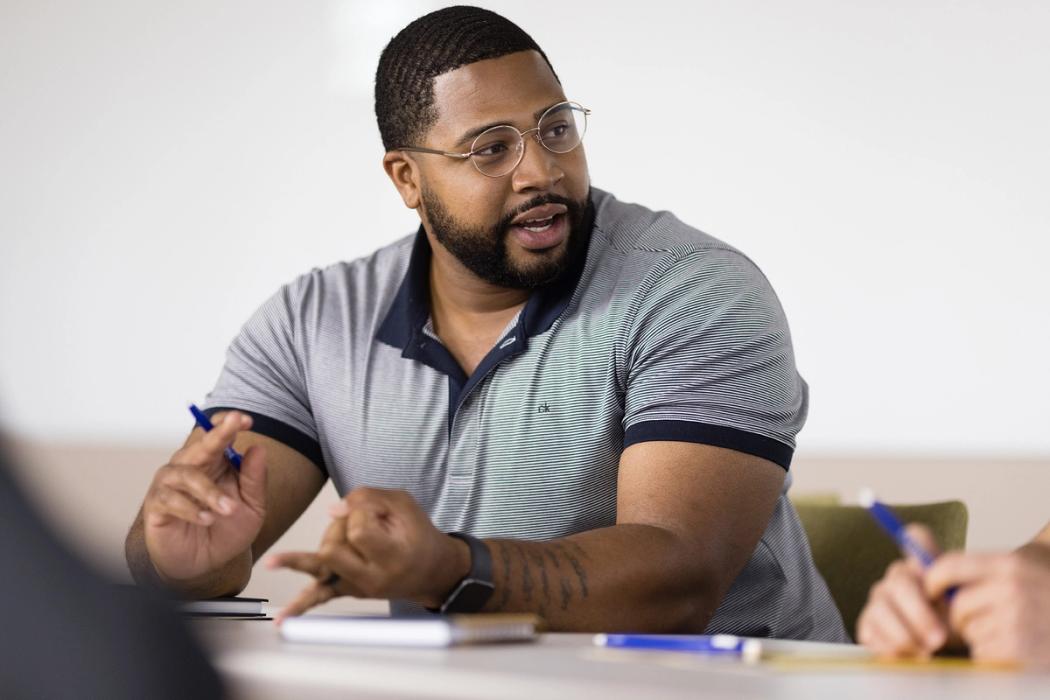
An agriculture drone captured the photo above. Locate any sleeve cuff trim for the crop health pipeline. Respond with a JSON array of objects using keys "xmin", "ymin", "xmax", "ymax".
[
  {"xmin": 623, "ymin": 420, "xmax": 793, "ymax": 470},
  {"xmin": 203, "ymin": 406, "xmax": 328, "ymax": 477}
]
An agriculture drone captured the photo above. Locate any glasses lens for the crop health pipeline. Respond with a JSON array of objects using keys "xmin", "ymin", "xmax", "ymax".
[
  {"xmin": 470, "ymin": 126, "xmax": 523, "ymax": 177},
  {"xmin": 538, "ymin": 102, "xmax": 587, "ymax": 154}
]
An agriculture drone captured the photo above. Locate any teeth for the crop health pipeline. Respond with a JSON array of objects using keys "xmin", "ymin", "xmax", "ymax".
[{"xmin": 521, "ymin": 216, "xmax": 554, "ymax": 232}]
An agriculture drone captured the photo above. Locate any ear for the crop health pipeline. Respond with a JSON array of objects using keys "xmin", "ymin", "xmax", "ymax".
[{"xmin": 383, "ymin": 151, "xmax": 421, "ymax": 210}]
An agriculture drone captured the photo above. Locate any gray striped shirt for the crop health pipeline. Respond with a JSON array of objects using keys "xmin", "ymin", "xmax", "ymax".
[{"xmin": 205, "ymin": 187, "xmax": 847, "ymax": 641}]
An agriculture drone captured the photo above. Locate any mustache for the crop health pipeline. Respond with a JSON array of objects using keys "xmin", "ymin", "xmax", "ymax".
[{"xmin": 497, "ymin": 194, "xmax": 582, "ymax": 232}]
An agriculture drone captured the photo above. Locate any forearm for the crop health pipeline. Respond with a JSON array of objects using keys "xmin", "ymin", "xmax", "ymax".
[
  {"xmin": 1032, "ymin": 520, "xmax": 1050, "ymax": 547},
  {"xmin": 124, "ymin": 512, "xmax": 251, "ymax": 599},
  {"xmin": 483, "ymin": 524, "xmax": 721, "ymax": 632},
  {"xmin": 1017, "ymin": 520, "xmax": 1050, "ymax": 565}
]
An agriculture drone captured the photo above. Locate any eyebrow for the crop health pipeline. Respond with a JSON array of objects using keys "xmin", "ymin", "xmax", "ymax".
[{"xmin": 452, "ymin": 100, "xmax": 565, "ymax": 149}]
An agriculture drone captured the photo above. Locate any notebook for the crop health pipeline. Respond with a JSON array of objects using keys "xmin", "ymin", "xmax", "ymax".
[
  {"xmin": 181, "ymin": 596, "xmax": 269, "ymax": 619},
  {"xmin": 280, "ymin": 613, "xmax": 538, "ymax": 647}
]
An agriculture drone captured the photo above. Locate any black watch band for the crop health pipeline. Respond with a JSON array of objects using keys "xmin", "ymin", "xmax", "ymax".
[{"xmin": 437, "ymin": 532, "xmax": 495, "ymax": 614}]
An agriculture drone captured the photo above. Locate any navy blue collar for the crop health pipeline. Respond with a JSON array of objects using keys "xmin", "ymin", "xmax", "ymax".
[
  {"xmin": 375, "ymin": 201, "xmax": 594, "ymax": 429},
  {"xmin": 376, "ymin": 202, "xmax": 594, "ymax": 370}
]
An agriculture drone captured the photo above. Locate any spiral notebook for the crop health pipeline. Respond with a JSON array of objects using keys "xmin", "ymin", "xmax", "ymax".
[{"xmin": 280, "ymin": 613, "xmax": 538, "ymax": 647}]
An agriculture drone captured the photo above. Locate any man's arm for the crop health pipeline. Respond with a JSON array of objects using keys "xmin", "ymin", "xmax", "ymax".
[
  {"xmin": 125, "ymin": 413, "xmax": 326, "ymax": 599},
  {"xmin": 480, "ymin": 442, "xmax": 784, "ymax": 631},
  {"xmin": 271, "ymin": 441, "xmax": 785, "ymax": 632}
]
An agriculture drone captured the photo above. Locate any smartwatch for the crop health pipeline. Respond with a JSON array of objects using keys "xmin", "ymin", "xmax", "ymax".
[{"xmin": 437, "ymin": 532, "xmax": 495, "ymax": 614}]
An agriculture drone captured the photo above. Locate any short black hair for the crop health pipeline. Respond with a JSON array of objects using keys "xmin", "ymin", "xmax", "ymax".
[{"xmin": 374, "ymin": 6, "xmax": 559, "ymax": 152}]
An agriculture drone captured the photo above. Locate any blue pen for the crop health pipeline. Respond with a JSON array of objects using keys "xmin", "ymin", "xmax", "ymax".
[
  {"xmin": 859, "ymin": 488, "xmax": 957, "ymax": 600},
  {"xmin": 189, "ymin": 403, "xmax": 243, "ymax": 471},
  {"xmin": 858, "ymin": 488, "xmax": 936, "ymax": 566},
  {"xmin": 593, "ymin": 633, "xmax": 762, "ymax": 661}
]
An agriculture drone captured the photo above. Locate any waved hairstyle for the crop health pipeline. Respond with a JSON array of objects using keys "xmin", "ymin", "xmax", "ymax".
[{"xmin": 374, "ymin": 5, "xmax": 560, "ymax": 152}]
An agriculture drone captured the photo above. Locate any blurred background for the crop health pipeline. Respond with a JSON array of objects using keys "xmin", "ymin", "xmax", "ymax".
[{"xmin": 2, "ymin": 0, "xmax": 1048, "ymax": 603}]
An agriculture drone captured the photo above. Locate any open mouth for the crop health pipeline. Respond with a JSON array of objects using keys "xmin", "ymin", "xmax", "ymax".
[{"xmin": 519, "ymin": 216, "xmax": 556, "ymax": 232}]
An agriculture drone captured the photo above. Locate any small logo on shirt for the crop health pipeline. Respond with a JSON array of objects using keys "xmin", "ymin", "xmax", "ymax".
[{"xmin": 537, "ymin": 402, "xmax": 551, "ymax": 414}]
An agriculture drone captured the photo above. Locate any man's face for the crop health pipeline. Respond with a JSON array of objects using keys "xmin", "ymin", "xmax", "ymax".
[{"xmin": 414, "ymin": 51, "xmax": 591, "ymax": 289}]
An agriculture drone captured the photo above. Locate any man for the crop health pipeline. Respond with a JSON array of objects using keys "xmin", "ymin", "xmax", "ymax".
[
  {"xmin": 857, "ymin": 522, "xmax": 1050, "ymax": 664},
  {"xmin": 125, "ymin": 6, "xmax": 846, "ymax": 640}
]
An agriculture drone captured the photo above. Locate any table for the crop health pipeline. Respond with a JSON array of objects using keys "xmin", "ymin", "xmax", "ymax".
[{"xmin": 193, "ymin": 617, "xmax": 1050, "ymax": 700}]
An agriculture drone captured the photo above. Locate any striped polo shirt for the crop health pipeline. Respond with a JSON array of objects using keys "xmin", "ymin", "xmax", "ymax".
[{"xmin": 204, "ymin": 187, "xmax": 847, "ymax": 641}]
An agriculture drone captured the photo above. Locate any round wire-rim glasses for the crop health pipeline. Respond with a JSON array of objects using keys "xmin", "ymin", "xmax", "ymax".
[{"xmin": 396, "ymin": 101, "xmax": 590, "ymax": 178}]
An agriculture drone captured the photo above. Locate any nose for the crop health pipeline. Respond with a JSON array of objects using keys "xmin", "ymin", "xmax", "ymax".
[{"xmin": 510, "ymin": 129, "xmax": 563, "ymax": 193}]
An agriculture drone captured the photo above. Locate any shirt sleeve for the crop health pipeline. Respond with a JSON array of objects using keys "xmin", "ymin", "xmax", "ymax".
[
  {"xmin": 621, "ymin": 248, "xmax": 808, "ymax": 470},
  {"xmin": 202, "ymin": 275, "xmax": 327, "ymax": 474}
]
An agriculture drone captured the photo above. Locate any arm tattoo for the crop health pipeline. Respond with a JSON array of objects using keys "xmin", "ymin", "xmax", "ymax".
[
  {"xmin": 513, "ymin": 542, "xmax": 534, "ymax": 603},
  {"xmin": 531, "ymin": 549, "xmax": 551, "ymax": 605},
  {"xmin": 494, "ymin": 541, "xmax": 513, "ymax": 611},
  {"xmin": 553, "ymin": 542, "xmax": 590, "ymax": 598}
]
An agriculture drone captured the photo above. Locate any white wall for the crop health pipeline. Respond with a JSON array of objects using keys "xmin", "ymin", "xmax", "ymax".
[{"xmin": 2, "ymin": 0, "xmax": 1048, "ymax": 455}]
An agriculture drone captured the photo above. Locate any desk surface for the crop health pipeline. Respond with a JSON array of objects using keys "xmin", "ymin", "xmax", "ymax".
[{"xmin": 193, "ymin": 618, "xmax": 1050, "ymax": 700}]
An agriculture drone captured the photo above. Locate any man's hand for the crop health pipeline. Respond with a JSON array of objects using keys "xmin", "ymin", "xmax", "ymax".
[
  {"xmin": 925, "ymin": 542, "xmax": 1050, "ymax": 665},
  {"xmin": 142, "ymin": 412, "xmax": 268, "ymax": 584},
  {"xmin": 268, "ymin": 488, "xmax": 469, "ymax": 623},
  {"xmin": 856, "ymin": 525, "xmax": 952, "ymax": 658}
]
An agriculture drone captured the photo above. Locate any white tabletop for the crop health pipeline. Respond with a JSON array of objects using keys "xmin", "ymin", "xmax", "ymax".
[{"xmin": 192, "ymin": 616, "xmax": 1050, "ymax": 700}]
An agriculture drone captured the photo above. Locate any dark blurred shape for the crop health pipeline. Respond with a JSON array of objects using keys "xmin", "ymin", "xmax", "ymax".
[{"xmin": 0, "ymin": 444, "xmax": 224, "ymax": 699}]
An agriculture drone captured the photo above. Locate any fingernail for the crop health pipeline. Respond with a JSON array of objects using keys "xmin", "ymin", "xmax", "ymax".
[
  {"xmin": 218, "ymin": 496, "xmax": 235, "ymax": 514},
  {"xmin": 329, "ymin": 501, "xmax": 350, "ymax": 517},
  {"xmin": 198, "ymin": 510, "xmax": 214, "ymax": 525},
  {"xmin": 928, "ymin": 630, "xmax": 945, "ymax": 647}
]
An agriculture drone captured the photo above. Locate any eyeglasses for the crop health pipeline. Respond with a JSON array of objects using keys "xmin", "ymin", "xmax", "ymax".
[{"xmin": 397, "ymin": 100, "xmax": 590, "ymax": 178}]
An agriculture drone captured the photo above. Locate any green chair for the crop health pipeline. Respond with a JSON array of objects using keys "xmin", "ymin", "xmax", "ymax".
[{"xmin": 792, "ymin": 498, "xmax": 968, "ymax": 641}]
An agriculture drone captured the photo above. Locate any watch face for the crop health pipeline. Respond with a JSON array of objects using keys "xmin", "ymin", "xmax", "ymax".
[{"xmin": 446, "ymin": 578, "xmax": 495, "ymax": 614}]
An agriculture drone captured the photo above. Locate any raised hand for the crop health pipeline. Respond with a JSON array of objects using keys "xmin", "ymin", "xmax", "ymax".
[
  {"xmin": 143, "ymin": 411, "xmax": 268, "ymax": 583},
  {"xmin": 267, "ymin": 487, "xmax": 469, "ymax": 623}
]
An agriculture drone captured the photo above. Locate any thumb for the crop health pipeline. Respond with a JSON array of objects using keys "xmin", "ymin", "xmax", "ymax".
[
  {"xmin": 902, "ymin": 523, "xmax": 940, "ymax": 573},
  {"xmin": 237, "ymin": 444, "xmax": 268, "ymax": 513}
]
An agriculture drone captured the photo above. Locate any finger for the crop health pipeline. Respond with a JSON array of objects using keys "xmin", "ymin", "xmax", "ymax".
[
  {"xmin": 882, "ymin": 561, "xmax": 948, "ymax": 650},
  {"xmin": 147, "ymin": 485, "xmax": 216, "ymax": 527},
  {"xmin": 857, "ymin": 607, "xmax": 899, "ymax": 657},
  {"xmin": 961, "ymin": 613, "xmax": 1010, "ymax": 663},
  {"xmin": 345, "ymin": 507, "xmax": 396, "ymax": 561},
  {"xmin": 236, "ymin": 444, "xmax": 268, "ymax": 512},
  {"xmin": 183, "ymin": 412, "xmax": 252, "ymax": 464},
  {"xmin": 925, "ymin": 552, "xmax": 999, "ymax": 598},
  {"xmin": 948, "ymin": 582, "xmax": 1000, "ymax": 638},
  {"xmin": 275, "ymin": 580, "xmax": 337, "ymax": 625},
  {"xmin": 160, "ymin": 466, "xmax": 235, "ymax": 516},
  {"xmin": 267, "ymin": 551, "xmax": 325, "ymax": 578},
  {"xmin": 344, "ymin": 486, "xmax": 399, "ymax": 512},
  {"xmin": 903, "ymin": 524, "xmax": 941, "ymax": 574},
  {"xmin": 859, "ymin": 597, "xmax": 922, "ymax": 658},
  {"xmin": 862, "ymin": 561, "xmax": 939, "ymax": 656}
]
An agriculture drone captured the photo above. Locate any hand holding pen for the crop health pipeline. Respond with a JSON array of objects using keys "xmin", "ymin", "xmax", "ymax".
[
  {"xmin": 856, "ymin": 489, "xmax": 958, "ymax": 658},
  {"xmin": 139, "ymin": 406, "xmax": 268, "ymax": 585}
]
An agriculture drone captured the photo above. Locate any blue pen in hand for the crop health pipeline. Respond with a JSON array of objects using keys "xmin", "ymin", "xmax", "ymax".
[
  {"xmin": 859, "ymin": 488, "xmax": 955, "ymax": 598},
  {"xmin": 189, "ymin": 403, "xmax": 243, "ymax": 471}
]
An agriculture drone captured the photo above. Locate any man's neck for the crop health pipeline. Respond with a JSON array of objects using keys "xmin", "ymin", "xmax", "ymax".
[{"xmin": 427, "ymin": 247, "xmax": 530, "ymax": 376}]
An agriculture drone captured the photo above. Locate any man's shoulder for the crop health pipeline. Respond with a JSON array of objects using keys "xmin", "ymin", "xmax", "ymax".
[
  {"xmin": 589, "ymin": 188, "xmax": 761, "ymax": 281},
  {"xmin": 280, "ymin": 232, "xmax": 416, "ymax": 302}
]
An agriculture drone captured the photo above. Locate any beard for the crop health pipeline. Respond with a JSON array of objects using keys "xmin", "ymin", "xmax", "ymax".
[{"xmin": 421, "ymin": 186, "xmax": 591, "ymax": 290}]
